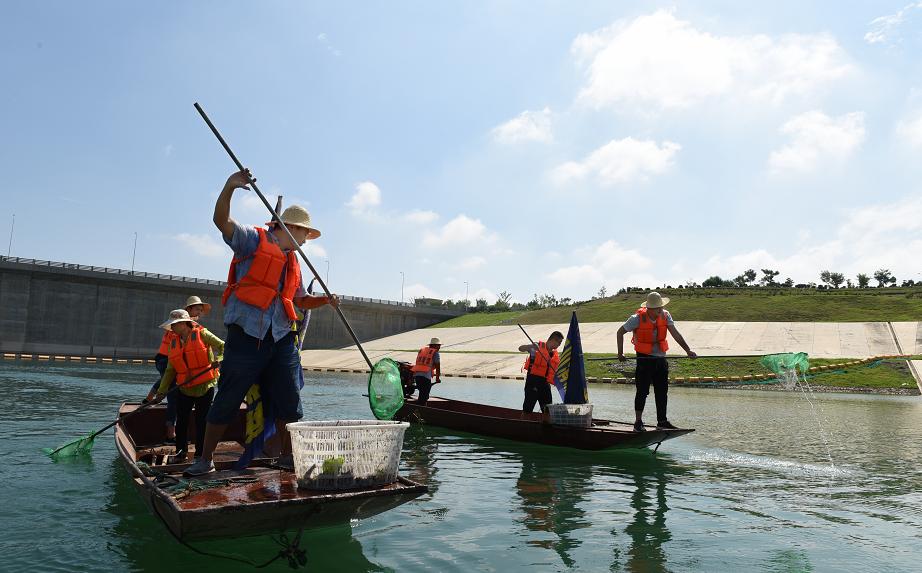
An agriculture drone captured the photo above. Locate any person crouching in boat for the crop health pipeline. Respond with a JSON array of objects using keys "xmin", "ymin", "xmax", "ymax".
[
  {"xmin": 154, "ymin": 309, "xmax": 224, "ymax": 462},
  {"xmin": 518, "ymin": 331, "xmax": 563, "ymax": 416},
  {"xmin": 182, "ymin": 169, "xmax": 339, "ymax": 477},
  {"xmin": 616, "ymin": 292, "xmax": 696, "ymax": 432},
  {"xmin": 410, "ymin": 337, "xmax": 442, "ymax": 405},
  {"xmin": 144, "ymin": 294, "xmax": 214, "ymax": 441}
]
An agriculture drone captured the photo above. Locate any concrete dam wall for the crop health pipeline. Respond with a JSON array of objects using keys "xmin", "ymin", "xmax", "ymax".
[{"xmin": 0, "ymin": 257, "xmax": 461, "ymax": 359}]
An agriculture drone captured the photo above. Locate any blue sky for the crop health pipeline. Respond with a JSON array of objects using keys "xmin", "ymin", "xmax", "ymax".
[{"xmin": 3, "ymin": 1, "xmax": 922, "ymax": 304}]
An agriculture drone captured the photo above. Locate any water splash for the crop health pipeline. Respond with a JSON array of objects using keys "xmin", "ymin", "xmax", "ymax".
[{"xmin": 686, "ymin": 449, "xmax": 851, "ymax": 478}]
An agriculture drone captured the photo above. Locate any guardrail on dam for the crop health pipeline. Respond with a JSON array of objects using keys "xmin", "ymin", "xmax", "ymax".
[{"xmin": 0, "ymin": 256, "xmax": 462, "ymax": 359}]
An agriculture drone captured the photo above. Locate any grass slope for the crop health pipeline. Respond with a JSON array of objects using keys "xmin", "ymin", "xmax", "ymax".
[{"xmin": 431, "ymin": 287, "xmax": 922, "ymax": 327}]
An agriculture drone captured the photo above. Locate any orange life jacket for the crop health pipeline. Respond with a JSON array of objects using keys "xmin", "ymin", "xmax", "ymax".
[
  {"xmin": 522, "ymin": 341, "xmax": 560, "ymax": 384},
  {"xmin": 222, "ymin": 227, "xmax": 301, "ymax": 321},
  {"xmin": 631, "ymin": 307, "xmax": 669, "ymax": 354},
  {"xmin": 157, "ymin": 330, "xmax": 177, "ymax": 356},
  {"xmin": 168, "ymin": 324, "xmax": 219, "ymax": 387},
  {"xmin": 411, "ymin": 346, "xmax": 438, "ymax": 375}
]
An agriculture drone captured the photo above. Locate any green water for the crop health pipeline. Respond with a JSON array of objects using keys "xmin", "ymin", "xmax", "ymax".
[{"xmin": 2, "ymin": 361, "xmax": 921, "ymax": 572}]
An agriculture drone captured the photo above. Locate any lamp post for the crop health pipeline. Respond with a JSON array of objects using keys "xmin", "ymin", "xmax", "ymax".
[
  {"xmin": 324, "ymin": 258, "xmax": 330, "ymax": 286},
  {"xmin": 130, "ymin": 232, "xmax": 137, "ymax": 273},
  {"xmin": 400, "ymin": 271, "xmax": 405, "ymax": 304},
  {"xmin": 6, "ymin": 214, "xmax": 14, "ymax": 257},
  {"xmin": 464, "ymin": 281, "xmax": 469, "ymax": 310}
]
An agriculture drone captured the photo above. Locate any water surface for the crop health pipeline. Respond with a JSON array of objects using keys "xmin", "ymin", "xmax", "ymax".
[{"xmin": 1, "ymin": 361, "xmax": 920, "ymax": 572}]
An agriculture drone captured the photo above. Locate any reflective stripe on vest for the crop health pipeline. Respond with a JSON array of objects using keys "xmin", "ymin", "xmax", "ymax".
[
  {"xmin": 522, "ymin": 341, "xmax": 560, "ymax": 384},
  {"xmin": 221, "ymin": 227, "xmax": 302, "ymax": 321},
  {"xmin": 168, "ymin": 325, "xmax": 218, "ymax": 387},
  {"xmin": 158, "ymin": 330, "xmax": 177, "ymax": 356},
  {"xmin": 631, "ymin": 307, "xmax": 669, "ymax": 354},
  {"xmin": 411, "ymin": 347, "xmax": 437, "ymax": 375}
]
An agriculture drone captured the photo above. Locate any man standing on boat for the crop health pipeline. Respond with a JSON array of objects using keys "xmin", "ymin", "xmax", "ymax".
[
  {"xmin": 518, "ymin": 331, "xmax": 564, "ymax": 414},
  {"xmin": 616, "ymin": 292, "xmax": 696, "ymax": 432},
  {"xmin": 410, "ymin": 337, "xmax": 441, "ymax": 405},
  {"xmin": 183, "ymin": 169, "xmax": 338, "ymax": 477}
]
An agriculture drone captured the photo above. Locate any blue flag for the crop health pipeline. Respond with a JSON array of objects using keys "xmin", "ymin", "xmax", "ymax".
[{"xmin": 554, "ymin": 312, "xmax": 588, "ymax": 404}]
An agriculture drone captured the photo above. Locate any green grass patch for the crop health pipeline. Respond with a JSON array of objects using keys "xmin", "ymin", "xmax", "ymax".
[
  {"xmin": 583, "ymin": 354, "xmax": 918, "ymax": 390},
  {"xmin": 430, "ymin": 287, "xmax": 922, "ymax": 326}
]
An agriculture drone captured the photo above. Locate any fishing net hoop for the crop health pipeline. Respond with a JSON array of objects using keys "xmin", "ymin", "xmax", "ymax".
[
  {"xmin": 368, "ymin": 358, "xmax": 405, "ymax": 420},
  {"xmin": 760, "ymin": 352, "xmax": 810, "ymax": 390}
]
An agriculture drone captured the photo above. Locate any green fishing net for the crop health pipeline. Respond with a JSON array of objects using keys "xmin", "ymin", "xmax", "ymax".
[
  {"xmin": 760, "ymin": 352, "xmax": 810, "ymax": 375},
  {"xmin": 43, "ymin": 435, "xmax": 95, "ymax": 459},
  {"xmin": 368, "ymin": 358, "xmax": 405, "ymax": 420}
]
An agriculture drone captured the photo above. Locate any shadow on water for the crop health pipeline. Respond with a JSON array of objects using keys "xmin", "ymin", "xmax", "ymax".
[{"xmin": 104, "ymin": 459, "xmax": 390, "ymax": 572}]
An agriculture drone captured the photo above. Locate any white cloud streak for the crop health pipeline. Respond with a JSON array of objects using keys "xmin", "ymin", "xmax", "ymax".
[
  {"xmin": 346, "ymin": 181, "xmax": 382, "ymax": 215},
  {"xmin": 174, "ymin": 233, "xmax": 227, "ymax": 258},
  {"xmin": 491, "ymin": 107, "xmax": 553, "ymax": 144},
  {"xmin": 573, "ymin": 10, "xmax": 853, "ymax": 110},
  {"xmin": 551, "ymin": 138, "xmax": 680, "ymax": 186},
  {"xmin": 768, "ymin": 110, "xmax": 866, "ymax": 174},
  {"xmin": 865, "ymin": 2, "xmax": 922, "ymax": 45}
]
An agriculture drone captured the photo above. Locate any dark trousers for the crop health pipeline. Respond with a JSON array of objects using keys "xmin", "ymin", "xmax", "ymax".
[
  {"xmin": 634, "ymin": 354, "xmax": 669, "ymax": 422},
  {"xmin": 175, "ymin": 387, "xmax": 215, "ymax": 457},
  {"xmin": 414, "ymin": 375, "xmax": 432, "ymax": 404},
  {"xmin": 149, "ymin": 354, "xmax": 177, "ymax": 425},
  {"xmin": 523, "ymin": 373, "xmax": 552, "ymax": 413}
]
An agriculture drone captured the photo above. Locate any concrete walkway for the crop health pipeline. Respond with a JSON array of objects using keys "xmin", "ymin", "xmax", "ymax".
[{"xmin": 301, "ymin": 321, "xmax": 922, "ymax": 385}]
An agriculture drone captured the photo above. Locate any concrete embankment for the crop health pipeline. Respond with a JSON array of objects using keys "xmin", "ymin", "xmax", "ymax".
[
  {"xmin": 0, "ymin": 256, "xmax": 461, "ymax": 358},
  {"xmin": 300, "ymin": 321, "xmax": 922, "ymax": 391}
]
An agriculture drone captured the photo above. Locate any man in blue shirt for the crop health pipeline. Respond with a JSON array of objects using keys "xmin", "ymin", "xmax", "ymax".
[{"xmin": 184, "ymin": 169, "xmax": 338, "ymax": 476}]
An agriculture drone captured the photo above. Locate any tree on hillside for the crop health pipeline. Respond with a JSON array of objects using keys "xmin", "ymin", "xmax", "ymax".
[
  {"xmin": 873, "ymin": 269, "xmax": 896, "ymax": 287},
  {"xmin": 820, "ymin": 270, "xmax": 845, "ymax": 288},
  {"xmin": 494, "ymin": 291, "xmax": 512, "ymax": 311},
  {"xmin": 702, "ymin": 275, "xmax": 730, "ymax": 287},
  {"xmin": 857, "ymin": 273, "xmax": 870, "ymax": 288},
  {"xmin": 783, "ymin": 277, "xmax": 794, "ymax": 287},
  {"xmin": 596, "ymin": 286, "xmax": 607, "ymax": 299},
  {"xmin": 759, "ymin": 269, "xmax": 780, "ymax": 286},
  {"xmin": 901, "ymin": 279, "xmax": 916, "ymax": 287},
  {"xmin": 846, "ymin": 279, "xmax": 854, "ymax": 288},
  {"xmin": 735, "ymin": 269, "xmax": 757, "ymax": 286}
]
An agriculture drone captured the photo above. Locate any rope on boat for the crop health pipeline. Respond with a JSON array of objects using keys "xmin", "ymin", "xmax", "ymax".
[{"xmin": 136, "ymin": 462, "xmax": 258, "ymax": 499}]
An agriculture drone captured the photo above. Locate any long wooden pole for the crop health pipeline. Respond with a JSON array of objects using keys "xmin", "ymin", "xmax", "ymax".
[{"xmin": 193, "ymin": 103, "xmax": 373, "ymax": 369}]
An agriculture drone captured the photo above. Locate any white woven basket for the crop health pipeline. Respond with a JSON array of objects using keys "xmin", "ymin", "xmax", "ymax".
[
  {"xmin": 286, "ymin": 420, "xmax": 409, "ymax": 490},
  {"xmin": 547, "ymin": 403, "xmax": 593, "ymax": 428}
]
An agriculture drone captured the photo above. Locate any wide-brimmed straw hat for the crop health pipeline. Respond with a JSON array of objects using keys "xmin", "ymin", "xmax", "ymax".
[
  {"xmin": 159, "ymin": 309, "xmax": 194, "ymax": 330},
  {"xmin": 640, "ymin": 291, "xmax": 670, "ymax": 309},
  {"xmin": 184, "ymin": 295, "xmax": 212, "ymax": 314},
  {"xmin": 429, "ymin": 337, "xmax": 442, "ymax": 346},
  {"xmin": 267, "ymin": 205, "xmax": 321, "ymax": 239}
]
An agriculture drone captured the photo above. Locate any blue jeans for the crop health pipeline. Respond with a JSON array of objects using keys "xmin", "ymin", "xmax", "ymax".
[
  {"xmin": 207, "ymin": 324, "xmax": 304, "ymax": 425},
  {"xmin": 149, "ymin": 354, "xmax": 177, "ymax": 425}
]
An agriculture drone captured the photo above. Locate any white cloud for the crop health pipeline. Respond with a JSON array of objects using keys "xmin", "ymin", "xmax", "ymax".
[
  {"xmin": 491, "ymin": 107, "xmax": 553, "ymax": 144},
  {"xmin": 346, "ymin": 181, "xmax": 382, "ymax": 215},
  {"xmin": 547, "ymin": 240, "xmax": 653, "ymax": 291},
  {"xmin": 403, "ymin": 282, "xmax": 439, "ymax": 301},
  {"xmin": 403, "ymin": 209, "xmax": 439, "ymax": 224},
  {"xmin": 316, "ymin": 32, "xmax": 342, "ymax": 56},
  {"xmin": 174, "ymin": 233, "xmax": 226, "ymax": 258},
  {"xmin": 573, "ymin": 10, "xmax": 853, "ymax": 110},
  {"xmin": 551, "ymin": 137, "xmax": 680, "ymax": 186},
  {"xmin": 303, "ymin": 242, "xmax": 327, "ymax": 259},
  {"xmin": 865, "ymin": 2, "xmax": 922, "ymax": 45},
  {"xmin": 768, "ymin": 110, "xmax": 866, "ymax": 173},
  {"xmin": 895, "ymin": 110, "xmax": 922, "ymax": 149},
  {"xmin": 422, "ymin": 214, "xmax": 494, "ymax": 249},
  {"xmin": 693, "ymin": 196, "xmax": 922, "ymax": 285},
  {"xmin": 163, "ymin": 144, "xmax": 173, "ymax": 157}
]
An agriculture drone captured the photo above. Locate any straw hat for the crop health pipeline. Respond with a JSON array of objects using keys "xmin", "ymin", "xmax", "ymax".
[
  {"xmin": 159, "ymin": 309, "xmax": 194, "ymax": 330},
  {"xmin": 184, "ymin": 295, "xmax": 212, "ymax": 315},
  {"xmin": 429, "ymin": 337, "xmax": 442, "ymax": 346},
  {"xmin": 640, "ymin": 291, "xmax": 670, "ymax": 309},
  {"xmin": 267, "ymin": 205, "xmax": 321, "ymax": 239}
]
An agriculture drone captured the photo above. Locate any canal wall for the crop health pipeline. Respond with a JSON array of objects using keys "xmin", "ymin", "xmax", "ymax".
[{"xmin": 0, "ymin": 256, "xmax": 461, "ymax": 359}]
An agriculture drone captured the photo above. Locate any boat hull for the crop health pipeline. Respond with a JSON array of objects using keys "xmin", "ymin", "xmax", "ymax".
[
  {"xmin": 114, "ymin": 403, "xmax": 427, "ymax": 541},
  {"xmin": 394, "ymin": 397, "xmax": 693, "ymax": 450}
]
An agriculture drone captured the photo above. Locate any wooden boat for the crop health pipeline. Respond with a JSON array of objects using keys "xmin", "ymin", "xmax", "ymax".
[
  {"xmin": 394, "ymin": 397, "xmax": 693, "ymax": 451},
  {"xmin": 114, "ymin": 402, "xmax": 428, "ymax": 541}
]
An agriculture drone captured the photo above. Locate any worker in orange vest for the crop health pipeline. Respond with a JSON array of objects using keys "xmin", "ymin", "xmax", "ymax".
[
  {"xmin": 154, "ymin": 309, "xmax": 224, "ymax": 461},
  {"xmin": 616, "ymin": 292, "xmax": 696, "ymax": 432},
  {"xmin": 183, "ymin": 169, "xmax": 338, "ymax": 477},
  {"xmin": 410, "ymin": 337, "xmax": 442, "ymax": 405},
  {"xmin": 518, "ymin": 331, "xmax": 564, "ymax": 414},
  {"xmin": 144, "ymin": 295, "xmax": 215, "ymax": 441}
]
